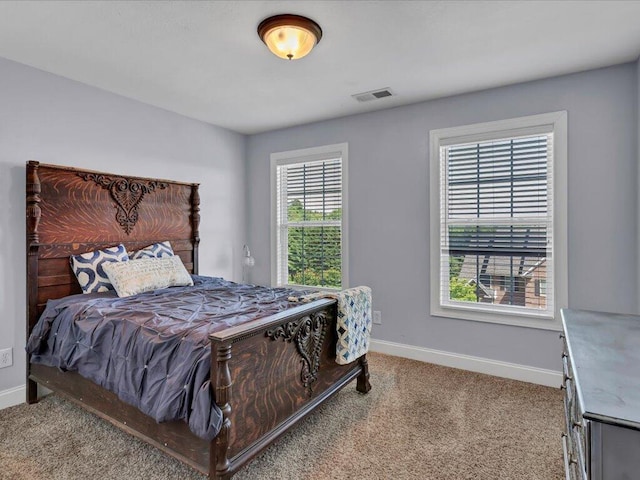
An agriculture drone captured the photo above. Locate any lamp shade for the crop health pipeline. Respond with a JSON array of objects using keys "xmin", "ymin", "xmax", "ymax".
[{"xmin": 258, "ymin": 14, "xmax": 322, "ymax": 60}]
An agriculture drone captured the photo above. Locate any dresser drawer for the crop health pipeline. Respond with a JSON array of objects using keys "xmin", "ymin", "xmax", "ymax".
[
  {"xmin": 561, "ymin": 333, "xmax": 587, "ymax": 480},
  {"xmin": 571, "ymin": 418, "xmax": 588, "ymax": 480},
  {"xmin": 562, "ymin": 432, "xmax": 582, "ymax": 480},
  {"xmin": 562, "ymin": 377, "xmax": 574, "ymax": 452}
]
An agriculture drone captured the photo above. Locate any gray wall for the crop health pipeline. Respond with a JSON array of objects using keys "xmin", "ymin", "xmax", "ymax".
[
  {"xmin": 0, "ymin": 57, "xmax": 246, "ymax": 392},
  {"xmin": 247, "ymin": 63, "xmax": 638, "ymax": 371}
]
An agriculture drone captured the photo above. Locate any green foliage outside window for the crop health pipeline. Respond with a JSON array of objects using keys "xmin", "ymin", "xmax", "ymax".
[
  {"xmin": 449, "ymin": 254, "xmax": 464, "ymax": 279},
  {"xmin": 287, "ymin": 200, "xmax": 342, "ymax": 289},
  {"xmin": 449, "ymin": 276, "xmax": 477, "ymax": 302},
  {"xmin": 449, "ymin": 253, "xmax": 477, "ymax": 302}
]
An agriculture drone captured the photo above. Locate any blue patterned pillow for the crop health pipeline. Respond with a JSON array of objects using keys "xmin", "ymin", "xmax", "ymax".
[
  {"xmin": 130, "ymin": 241, "xmax": 174, "ymax": 260},
  {"xmin": 70, "ymin": 244, "xmax": 129, "ymax": 294}
]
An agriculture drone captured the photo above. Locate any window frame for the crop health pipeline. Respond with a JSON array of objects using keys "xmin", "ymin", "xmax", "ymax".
[
  {"xmin": 270, "ymin": 142, "xmax": 349, "ymax": 290},
  {"xmin": 429, "ymin": 112, "xmax": 567, "ymax": 331}
]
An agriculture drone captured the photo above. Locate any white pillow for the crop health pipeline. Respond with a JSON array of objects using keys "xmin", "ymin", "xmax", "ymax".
[{"xmin": 103, "ymin": 256, "xmax": 193, "ymax": 298}]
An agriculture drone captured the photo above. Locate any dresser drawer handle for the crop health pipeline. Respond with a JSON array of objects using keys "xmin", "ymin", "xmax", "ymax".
[
  {"xmin": 562, "ymin": 351, "xmax": 568, "ymax": 359},
  {"xmin": 559, "ymin": 333, "xmax": 565, "ymax": 340},
  {"xmin": 564, "ymin": 373, "xmax": 573, "ymax": 382},
  {"xmin": 573, "ymin": 421, "xmax": 583, "ymax": 429}
]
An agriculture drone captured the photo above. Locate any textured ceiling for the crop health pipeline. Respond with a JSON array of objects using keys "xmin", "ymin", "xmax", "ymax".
[{"xmin": 0, "ymin": 1, "xmax": 639, "ymax": 134}]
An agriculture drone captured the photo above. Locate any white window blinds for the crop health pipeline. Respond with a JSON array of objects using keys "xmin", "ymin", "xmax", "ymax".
[
  {"xmin": 440, "ymin": 133, "xmax": 554, "ymax": 317},
  {"xmin": 276, "ymin": 157, "xmax": 343, "ymax": 288}
]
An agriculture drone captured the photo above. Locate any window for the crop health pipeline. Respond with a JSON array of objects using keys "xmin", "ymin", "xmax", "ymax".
[
  {"xmin": 271, "ymin": 143, "xmax": 348, "ymax": 289},
  {"xmin": 430, "ymin": 112, "xmax": 567, "ymax": 329}
]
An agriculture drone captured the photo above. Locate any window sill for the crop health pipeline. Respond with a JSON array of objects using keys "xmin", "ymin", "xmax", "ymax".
[
  {"xmin": 278, "ymin": 283, "xmax": 342, "ymax": 293},
  {"xmin": 431, "ymin": 303, "xmax": 562, "ymax": 331}
]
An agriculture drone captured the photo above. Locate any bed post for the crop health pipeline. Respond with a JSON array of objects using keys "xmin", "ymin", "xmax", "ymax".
[
  {"xmin": 26, "ymin": 160, "xmax": 41, "ymax": 404},
  {"xmin": 356, "ymin": 354, "xmax": 372, "ymax": 394},
  {"xmin": 191, "ymin": 184, "xmax": 200, "ymax": 275},
  {"xmin": 210, "ymin": 341, "xmax": 232, "ymax": 480}
]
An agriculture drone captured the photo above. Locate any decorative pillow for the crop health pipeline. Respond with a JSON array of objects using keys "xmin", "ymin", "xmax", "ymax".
[
  {"xmin": 130, "ymin": 241, "xmax": 174, "ymax": 260},
  {"xmin": 103, "ymin": 256, "xmax": 193, "ymax": 298},
  {"xmin": 70, "ymin": 244, "xmax": 129, "ymax": 294}
]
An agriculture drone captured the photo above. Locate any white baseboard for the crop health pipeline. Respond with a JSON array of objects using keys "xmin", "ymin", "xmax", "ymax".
[
  {"xmin": 369, "ymin": 339, "xmax": 561, "ymax": 388},
  {"xmin": 0, "ymin": 385, "xmax": 25, "ymax": 410},
  {"xmin": 0, "ymin": 384, "xmax": 53, "ymax": 411}
]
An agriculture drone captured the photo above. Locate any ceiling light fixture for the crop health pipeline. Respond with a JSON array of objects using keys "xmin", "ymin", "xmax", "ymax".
[{"xmin": 258, "ymin": 14, "xmax": 322, "ymax": 60}]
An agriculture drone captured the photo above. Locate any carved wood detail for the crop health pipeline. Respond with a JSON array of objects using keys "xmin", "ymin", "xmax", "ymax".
[
  {"xmin": 26, "ymin": 160, "xmax": 42, "ymax": 404},
  {"xmin": 190, "ymin": 185, "xmax": 200, "ymax": 275},
  {"xmin": 77, "ymin": 172, "xmax": 167, "ymax": 234},
  {"xmin": 213, "ymin": 343, "xmax": 232, "ymax": 478},
  {"xmin": 26, "ymin": 161, "xmax": 42, "ymax": 246},
  {"xmin": 266, "ymin": 312, "xmax": 328, "ymax": 396}
]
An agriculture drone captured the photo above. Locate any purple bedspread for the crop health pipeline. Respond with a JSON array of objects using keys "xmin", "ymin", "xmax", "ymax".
[{"xmin": 26, "ymin": 276, "xmax": 306, "ymax": 440}]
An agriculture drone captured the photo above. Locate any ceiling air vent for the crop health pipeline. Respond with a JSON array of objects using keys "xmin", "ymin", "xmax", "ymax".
[{"xmin": 351, "ymin": 88, "xmax": 394, "ymax": 103}]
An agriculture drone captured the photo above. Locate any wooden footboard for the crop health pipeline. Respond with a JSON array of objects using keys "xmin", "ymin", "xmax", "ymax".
[{"xmin": 209, "ymin": 298, "xmax": 370, "ymax": 479}]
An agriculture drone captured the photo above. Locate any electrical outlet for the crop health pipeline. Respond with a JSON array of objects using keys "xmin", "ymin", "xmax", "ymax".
[
  {"xmin": 373, "ymin": 311, "xmax": 382, "ymax": 325},
  {"xmin": 0, "ymin": 348, "xmax": 12, "ymax": 369}
]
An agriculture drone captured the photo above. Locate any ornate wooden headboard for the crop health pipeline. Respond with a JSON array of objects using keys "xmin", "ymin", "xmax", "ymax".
[{"xmin": 26, "ymin": 161, "xmax": 200, "ymax": 338}]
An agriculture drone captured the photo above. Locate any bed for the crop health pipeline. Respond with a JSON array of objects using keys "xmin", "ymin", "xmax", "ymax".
[{"xmin": 25, "ymin": 161, "xmax": 371, "ymax": 479}]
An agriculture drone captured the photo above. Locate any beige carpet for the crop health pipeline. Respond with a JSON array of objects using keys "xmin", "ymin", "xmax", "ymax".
[{"xmin": 0, "ymin": 353, "xmax": 563, "ymax": 479}]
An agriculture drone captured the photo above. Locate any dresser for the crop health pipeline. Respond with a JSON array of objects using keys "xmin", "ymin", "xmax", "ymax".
[{"xmin": 561, "ymin": 309, "xmax": 640, "ymax": 480}]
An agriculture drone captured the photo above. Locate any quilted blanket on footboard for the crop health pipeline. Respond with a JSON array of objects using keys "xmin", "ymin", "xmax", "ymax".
[
  {"xmin": 289, "ymin": 286, "xmax": 372, "ymax": 365},
  {"xmin": 26, "ymin": 276, "xmax": 307, "ymax": 440}
]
